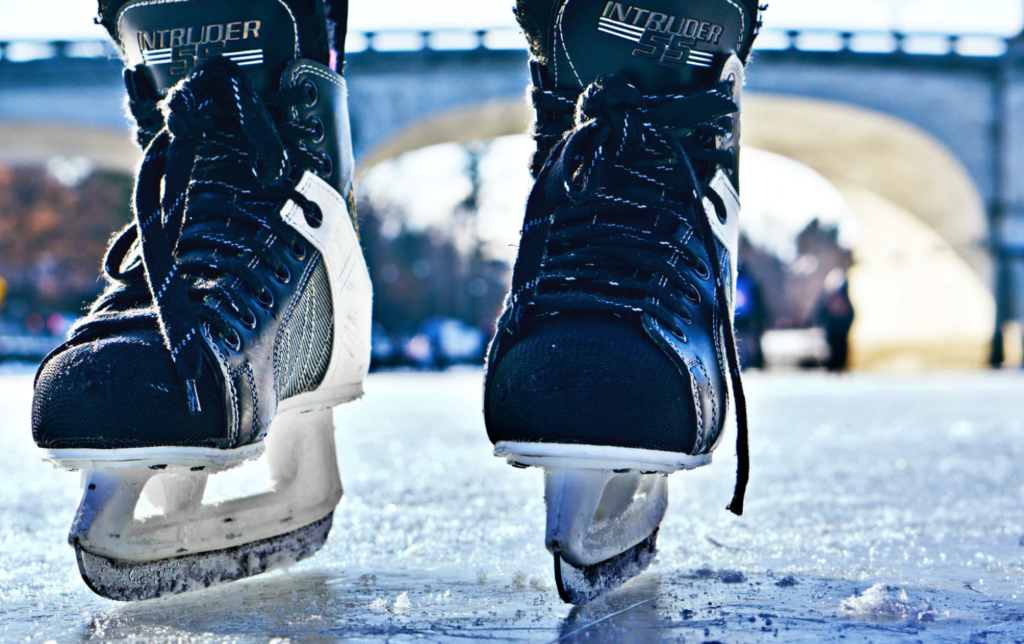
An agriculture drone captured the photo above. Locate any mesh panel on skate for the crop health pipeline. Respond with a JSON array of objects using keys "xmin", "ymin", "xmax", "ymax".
[
  {"xmin": 485, "ymin": 314, "xmax": 698, "ymax": 454},
  {"xmin": 32, "ymin": 329, "xmax": 227, "ymax": 450},
  {"xmin": 274, "ymin": 256, "xmax": 334, "ymax": 401}
]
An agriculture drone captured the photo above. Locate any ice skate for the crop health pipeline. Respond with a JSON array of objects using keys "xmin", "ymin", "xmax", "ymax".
[
  {"xmin": 31, "ymin": 0, "xmax": 370, "ymax": 601},
  {"xmin": 486, "ymin": 0, "xmax": 763, "ymax": 604}
]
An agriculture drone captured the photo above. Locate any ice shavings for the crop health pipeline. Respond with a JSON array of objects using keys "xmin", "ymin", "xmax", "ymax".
[
  {"xmin": 393, "ymin": 591, "xmax": 411, "ymax": 612},
  {"xmin": 840, "ymin": 583, "xmax": 937, "ymax": 623}
]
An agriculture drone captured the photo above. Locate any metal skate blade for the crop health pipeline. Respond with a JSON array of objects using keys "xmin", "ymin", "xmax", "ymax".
[
  {"xmin": 74, "ymin": 512, "xmax": 334, "ymax": 601},
  {"xmin": 554, "ymin": 529, "xmax": 658, "ymax": 605}
]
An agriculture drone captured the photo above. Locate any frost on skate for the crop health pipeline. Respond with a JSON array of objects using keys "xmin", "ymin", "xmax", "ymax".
[
  {"xmin": 545, "ymin": 470, "xmax": 668, "ymax": 604},
  {"xmin": 554, "ymin": 530, "xmax": 658, "ymax": 605},
  {"xmin": 75, "ymin": 515, "xmax": 334, "ymax": 601},
  {"xmin": 65, "ymin": 408, "xmax": 343, "ymax": 601}
]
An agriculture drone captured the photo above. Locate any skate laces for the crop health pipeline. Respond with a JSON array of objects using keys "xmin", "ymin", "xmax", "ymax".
[
  {"xmin": 70, "ymin": 57, "xmax": 326, "ymax": 413},
  {"xmin": 512, "ymin": 74, "xmax": 750, "ymax": 515}
]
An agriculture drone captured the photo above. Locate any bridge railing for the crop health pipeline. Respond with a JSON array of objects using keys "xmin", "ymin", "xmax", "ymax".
[
  {"xmin": 0, "ymin": 27, "xmax": 1013, "ymax": 62},
  {"xmin": 753, "ymin": 28, "xmax": 1009, "ymax": 58}
]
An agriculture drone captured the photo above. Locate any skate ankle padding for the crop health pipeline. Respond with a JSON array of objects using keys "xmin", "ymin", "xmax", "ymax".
[
  {"xmin": 535, "ymin": 0, "xmax": 760, "ymax": 94},
  {"xmin": 115, "ymin": 0, "xmax": 303, "ymax": 94}
]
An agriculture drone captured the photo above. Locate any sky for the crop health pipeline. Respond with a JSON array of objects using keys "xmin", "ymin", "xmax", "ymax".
[{"xmin": 0, "ymin": 0, "xmax": 1022, "ymax": 40}]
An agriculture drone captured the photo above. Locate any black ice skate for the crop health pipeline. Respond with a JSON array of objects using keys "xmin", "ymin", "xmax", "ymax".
[
  {"xmin": 31, "ymin": 0, "xmax": 371, "ymax": 601},
  {"xmin": 484, "ymin": 0, "xmax": 763, "ymax": 604}
]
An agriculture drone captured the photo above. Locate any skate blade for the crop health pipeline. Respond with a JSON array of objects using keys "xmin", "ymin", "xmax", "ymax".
[
  {"xmin": 554, "ymin": 529, "xmax": 659, "ymax": 605},
  {"xmin": 66, "ymin": 407, "xmax": 343, "ymax": 599},
  {"xmin": 75, "ymin": 512, "xmax": 334, "ymax": 601}
]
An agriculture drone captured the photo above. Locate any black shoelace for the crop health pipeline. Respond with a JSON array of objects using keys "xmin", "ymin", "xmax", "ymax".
[
  {"xmin": 512, "ymin": 74, "xmax": 750, "ymax": 515},
  {"xmin": 70, "ymin": 57, "xmax": 326, "ymax": 413}
]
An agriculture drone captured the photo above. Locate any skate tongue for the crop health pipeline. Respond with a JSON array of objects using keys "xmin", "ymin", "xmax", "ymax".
[
  {"xmin": 115, "ymin": 0, "xmax": 300, "ymax": 95},
  {"xmin": 551, "ymin": 0, "xmax": 755, "ymax": 94}
]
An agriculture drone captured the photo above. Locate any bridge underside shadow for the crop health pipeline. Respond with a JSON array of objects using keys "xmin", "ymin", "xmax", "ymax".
[
  {"xmin": 0, "ymin": 123, "xmax": 140, "ymax": 174},
  {"xmin": 360, "ymin": 94, "xmax": 995, "ymax": 369}
]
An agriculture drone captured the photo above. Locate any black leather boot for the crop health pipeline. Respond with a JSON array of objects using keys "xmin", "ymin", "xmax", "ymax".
[
  {"xmin": 32, "ymin": 0, "xmax": 371, "ymax": 601},
  {"xmin": 484, "ymin": 0, "xmax": 764, "ymax": 604}
]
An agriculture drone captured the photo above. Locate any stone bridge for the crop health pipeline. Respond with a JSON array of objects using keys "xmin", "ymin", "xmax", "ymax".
[{"xmin": 2, "ymin": 28, "xmax": 1023, "ymax": 365}]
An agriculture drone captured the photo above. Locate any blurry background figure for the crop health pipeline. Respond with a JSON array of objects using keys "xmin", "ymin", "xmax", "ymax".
[
  {"xmin": 734, "ymin": 265, "xmax": 767, "ymax": 369},
  {"xmin": 816, "ymin": 269, "xmax": 855, "ymax": 372}
]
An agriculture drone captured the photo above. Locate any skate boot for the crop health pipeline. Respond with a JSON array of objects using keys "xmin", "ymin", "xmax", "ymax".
[
  {"xmin": 31, "ymin": 0, "xmax": 371, "ymax": 601},
  {"xmin": 485, "ymin": 0, "xmax": 764, "ymax": 604}
]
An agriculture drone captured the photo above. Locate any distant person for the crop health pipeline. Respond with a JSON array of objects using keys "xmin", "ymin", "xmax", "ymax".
[
  {"xmin": 817, "ymin": 269, "xmax": 855, "ymax": 372},
  {"xmin": 734, "ymin": 265, "xmax": 767, "ymax": 369},
  {"xmin": 29, "ymin": 0, "xmax": 763, "ymax": 606}
]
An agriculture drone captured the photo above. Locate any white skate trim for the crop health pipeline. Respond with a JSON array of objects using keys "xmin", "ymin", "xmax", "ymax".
[
  {"xmin": 494, "ymin": 442, "xmax": 712, "ymax": 473},
  {"xmin": 281, "ymin": 169, "xmax": 372, "ymax": 407},
  {"xmin": 64, "ymin": 406, "xmax": 343, "ymax": 564},
  {"xmin": 708, "ymin": 54, "xmax": 744, "ymax": 308},
  {"xmin": 44, "ymin": 443, "xmax": 264, "ymax": 471},
  {"xmin": 277, "ymin": 380, "xmax": 363, "ymax": 413}
]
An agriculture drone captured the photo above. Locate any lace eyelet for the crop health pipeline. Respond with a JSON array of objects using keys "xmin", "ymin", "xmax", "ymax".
[
  {"xmin": 289, "ymin": 241, "xmax": 307, "ymax": 261},
  {"xmin": 303, "ymin": 203, "xmax": 323, "ymax": 229},
  {"xmin": 239, "ymin": 309, "xmax": 257, "ymax": 330},
  {"xmin": 318, "ymin": 154, "xmax": 334, "ymax": 179},
  {"xmin": 684, "ymin": 284, "xmax": 702, "ymax": 305},
  {"xmin": 302, "ymin": 79, "xmax": 318, "ymax": 108},
  {"xmin": 308, "ymin": 116, "xmax": 325, "ymax": 143},
  {"xmin": 695, "ymin": 260, "xmax": 711, "ymax": 281},
  {"xmin": 274, "ymin": 264, "xmax": 291, "ymax": 284},
  {"xmin": 223, "ymin": 328, "xmax": 242, "ymax": 352},
  {"xmin": 256, "ymin": 286, "xmax": 275, "ymax": 309}
]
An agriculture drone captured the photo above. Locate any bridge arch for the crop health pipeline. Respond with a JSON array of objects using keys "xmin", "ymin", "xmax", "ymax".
[
  {"xmin": 360, "ymin": 95, "xmax": 995, "ymax": 369},
  {"xmin": 742, "ymin": 94, "xmax": 990, "ymax": 283},
  {"xmin": 742, "ymin": 95, "xmax": 994, "ymax": 368}
]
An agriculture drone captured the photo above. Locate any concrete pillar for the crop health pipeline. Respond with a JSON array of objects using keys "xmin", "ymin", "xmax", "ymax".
[{"xmin": 992, "ymin": 35, "xmax": 1024, "ymax": 363}]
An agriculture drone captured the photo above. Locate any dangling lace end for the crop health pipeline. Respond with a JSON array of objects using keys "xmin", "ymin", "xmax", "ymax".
[
  {"xmin": 184, "ymin": 379, "xmax": 202, "ymax": 414},
  {"xmin": 726, "ymin": 443, "xmax": 748, "ymax": 516},
  {"xmin": 725, "ymin": 365, "xmax": 749, "ymax": 517}
]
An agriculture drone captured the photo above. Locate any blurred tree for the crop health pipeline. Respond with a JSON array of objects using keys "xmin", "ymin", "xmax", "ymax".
[
  {"xmin": 0, "ymin": 164, "xmax": 133, "ymax": 318},
  {"xmin": 358, "ymin": 196, "xmax": 509, "ymax": 338},
  {"xmin": 357, "ymin": 140, "xmax": 511, "ymax": 341}
]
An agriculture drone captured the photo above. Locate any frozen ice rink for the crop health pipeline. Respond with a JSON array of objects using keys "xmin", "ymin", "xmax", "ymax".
[{"xmin": 3, "ymin": 367, "xmax": 1024, "ymax": 643}]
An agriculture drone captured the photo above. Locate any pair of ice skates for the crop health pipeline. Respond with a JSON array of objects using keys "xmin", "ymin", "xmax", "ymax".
[{"xmin": 32, "ymin": 0, "xmax": 762, "ymax": 604}]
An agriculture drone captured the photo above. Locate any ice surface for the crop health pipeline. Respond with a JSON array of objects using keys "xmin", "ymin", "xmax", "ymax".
[{"xmin": 4, "ymin": 369, "xmax": 1024, "ymax": 642}]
